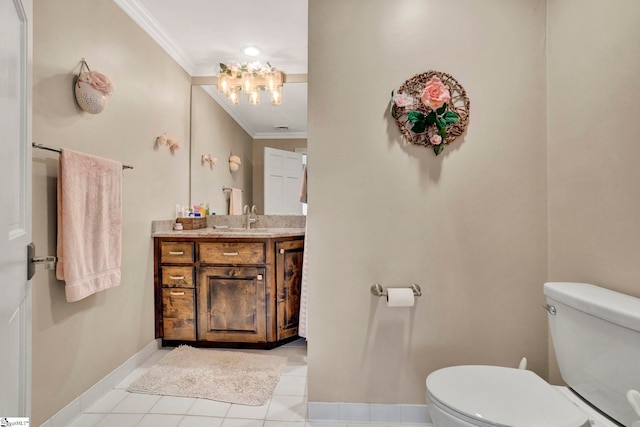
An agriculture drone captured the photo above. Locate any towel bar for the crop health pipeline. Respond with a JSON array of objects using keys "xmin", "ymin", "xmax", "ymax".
[{"xmin": 33, "ymin": 142, "xmax": 134, "ymax": 169}]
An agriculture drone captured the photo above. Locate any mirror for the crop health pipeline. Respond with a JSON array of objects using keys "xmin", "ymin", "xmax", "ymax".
[{"xmin": 190, "ymin": 81, "xmax": 307, "ymax": 215}]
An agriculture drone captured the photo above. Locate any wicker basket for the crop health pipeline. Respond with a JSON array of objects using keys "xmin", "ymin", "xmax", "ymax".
[{"xmin": 176, "ymin": 217, "xmax": 207, "ymax": 230}]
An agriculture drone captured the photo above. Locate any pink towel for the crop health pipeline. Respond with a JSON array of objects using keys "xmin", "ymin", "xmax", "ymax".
[
  {"xmin": 56, "ymin": 149, "xmax": 122, "ymax": 302},
  {"xmin": 229, "ymin": 188, "xmax": 243, "ymax": 215}
]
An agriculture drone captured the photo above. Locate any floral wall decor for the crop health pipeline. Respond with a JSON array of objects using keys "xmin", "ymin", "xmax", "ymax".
[
  {"xmin": 201, "ymin": 154, "xmax": 217, "ymax": 167},
  {"xmin": 74, "ymin": 58, "xmax": 113, "ymax": 114},
  {"xmin": 156, "ymin": 133, "xmax": 180, "ymax": 151},
  {"xmin": 229, "ymin": 155, "xmax": 242, "ymax": 172},
  {"xmin": 391, "ymin": 70, "xmax": 470, "ymax": 155}
]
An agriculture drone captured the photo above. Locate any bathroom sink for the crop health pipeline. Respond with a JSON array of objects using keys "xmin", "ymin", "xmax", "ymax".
[
  {"xmin": 204, "ymin": 227, "xmax": 304, "ymax": 237},
  {"xmin": 215, "ymin": 228, "xmax": 271, "ymax": 232}
]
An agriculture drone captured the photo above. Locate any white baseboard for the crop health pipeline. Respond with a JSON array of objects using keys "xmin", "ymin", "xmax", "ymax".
[
  {"xmin": 307, "ymin": 401, "xmax": 433, "ymax": 425},
  {"xmin": 39, "ymin": 339, "xmax": 161, "ymax": 427}
]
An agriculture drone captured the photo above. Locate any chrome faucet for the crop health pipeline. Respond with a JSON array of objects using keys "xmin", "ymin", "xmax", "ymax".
[{"xmin": 244, "ymin": 204, "xmax": 258, "ymax": 229}]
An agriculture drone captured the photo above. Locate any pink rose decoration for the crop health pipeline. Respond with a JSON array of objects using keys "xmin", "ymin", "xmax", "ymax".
[
  {"xmin": 420, "ymin": 77, "xmax": 451, "ymax": 110},
  {"xmin": 393, "ymin": 92, "xmax": 414, "ymax": 108},
  {"xmin": 79, "ymin": 71, "xmax": 113, "ymax": 96},
  {"xmin": 430, "ymin": 134, "xmax": 443, "ymax": 145}
]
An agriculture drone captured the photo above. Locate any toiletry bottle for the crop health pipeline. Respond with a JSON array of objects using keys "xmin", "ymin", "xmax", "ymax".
[{"xmin": 205, "ymin": 203, "xmax": 210, "ymax": 216}]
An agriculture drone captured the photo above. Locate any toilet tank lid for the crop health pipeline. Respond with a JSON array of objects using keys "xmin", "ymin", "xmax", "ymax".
[
  {"xmin": 427, "ymin": 366, "xmax": 590, "ymax": 427},
  {"xmin": 544, "ymin": 282, "xmax": 640, "ymax": 332}
]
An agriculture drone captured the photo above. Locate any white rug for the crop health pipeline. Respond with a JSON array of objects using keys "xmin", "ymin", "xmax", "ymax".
[{"xmin": 128, "ymin": 346, "xmax": 287, "ymax": 406}]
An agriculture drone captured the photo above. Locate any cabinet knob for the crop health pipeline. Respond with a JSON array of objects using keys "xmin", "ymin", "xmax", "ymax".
[{"xmin": 280, "ymin": 249, "xmax": 285, "ymax": 254}]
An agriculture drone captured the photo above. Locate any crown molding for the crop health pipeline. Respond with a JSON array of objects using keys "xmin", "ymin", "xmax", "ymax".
[
  {"xmin": 112, "ymin": 0, "xmax": 196, "ymax": 75},
  {"xmin": 201, "ymin": 86, "xmax": 256, "ymax": 138}
]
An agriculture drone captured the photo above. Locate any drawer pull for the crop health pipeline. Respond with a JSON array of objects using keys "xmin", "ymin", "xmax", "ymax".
[
  {"xmin": 170, "ymin": 291, "xmax": 185, "ymax": 296},
  {"xmin": 169, "ymin": 276, "xmax": 185, "ymax": 280},
  {"xmin": 169, "ymin": 251, "xmax": 185, "ymax": 255},
  {"xmin": 280, "ymin": 248, "xmax": 285, "ymax": 254},
  {"xmin": 223, "ymin": 252, "xmax": 239, "ymax": 256}
]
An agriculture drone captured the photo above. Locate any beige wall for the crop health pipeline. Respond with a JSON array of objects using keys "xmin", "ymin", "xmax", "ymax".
[
  {"xmin": 307, "ymin": 0, "xmax": 548, "ymax": 404},
  {"xmin": 32, "ymin": 0, "xmax": 191, "ymax": 423},
  {"xmin": 190, "ymin": 86, "xmax": 254, "ymax": 215},
  {"xmin": 29, "ymin": 0, "xmax": 640, "ymax": 419},
  {"xmin": 252, "ymin": 138, "xmax": 307, "ymax": 213},
  {"xmin": 547, "ymin": 0, "xmax": 640, "ymax": 383}
]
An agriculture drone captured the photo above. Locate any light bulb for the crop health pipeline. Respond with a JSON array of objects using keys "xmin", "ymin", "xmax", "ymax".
[
  {"xmin": 227, "ymin": 87, "xmax": 239, "ymax": 105},
  {"xmin": 217, "ymin": 73, "xmax": 229, "ymax": 94},
  {"xmin": 271, "ymin": 87, "xmax": 282, "ymax": 105},
  {"xmin": 249, "ymin": 89, "xmax": 260, "ymax": 105}
]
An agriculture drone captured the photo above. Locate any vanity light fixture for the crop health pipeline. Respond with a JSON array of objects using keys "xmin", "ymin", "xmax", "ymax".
[{"xmin": 217, "ymin": 61, "xmax": 284, "ymax": 106}]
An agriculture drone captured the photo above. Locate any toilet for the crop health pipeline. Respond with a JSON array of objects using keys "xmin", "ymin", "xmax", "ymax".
[{"xmin": 426, "ymin": 282, "xmax": 640, "ymax": 427}]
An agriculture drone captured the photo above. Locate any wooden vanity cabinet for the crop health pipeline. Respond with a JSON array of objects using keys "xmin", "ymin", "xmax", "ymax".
[
  {"xmin": 153, "ymin": 234, "xmax": 304, "ymax": 348},
  {"xmin": 276, "ymin": 239, "xmax": 304, "ymax": 341},
  {"xmin": 157, "ymin": 242, "xmax": 196, "ymax": 341}
]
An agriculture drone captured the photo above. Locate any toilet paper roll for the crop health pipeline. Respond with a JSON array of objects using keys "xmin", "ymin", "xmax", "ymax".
[{"xmin": 386, "ymin": 288, "xmax": 415, "ymax": 307}]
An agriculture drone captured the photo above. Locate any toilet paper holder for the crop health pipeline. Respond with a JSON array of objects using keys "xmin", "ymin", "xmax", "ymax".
[{"xmin": 371, "ymin": 283, "xmax": 422, "ymax": 298}]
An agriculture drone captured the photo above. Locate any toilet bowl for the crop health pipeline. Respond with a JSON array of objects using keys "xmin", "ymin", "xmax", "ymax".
[
  {"xmin": 425, "ymin": 282, "xmax": 640, "ymax": 427},
  {"xmin": 426, "ymin": 365, "xmax": 591, "ymax": 427}
]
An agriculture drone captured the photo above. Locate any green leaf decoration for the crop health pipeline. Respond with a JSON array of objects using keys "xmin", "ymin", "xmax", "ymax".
[
  {"xmin": 439, "ymin": 128, "xmax": 448, "ymax": 140},
  {"xmin": 220, "ymin": 63, "xmax": 229, "ymax": 73},
  {"xmin": 426, "ymin": 112, "xmax": 436, "ymax": 126},
  {"xmin": 391, "ymin": 104, "xmax": 398, "ymax": 119},
  {"xmin": 436, "ymin": 103, "xmax": 447, "ymax": 115},
  {"xmin": 436, "ymin": 117, "xmax": 447, "ymax": 130},
  {"xmin": 412, "ymin": 121, "xmax": 427, "ymax": 134},
  {"xmin": 407, "ymin": 111, "xmax": 425, "ymax": 123},
  {"xmin": 433, "ymin": 144, "xmax": 445, "ymax": 156},
  {"xmin": 444, "ymin": 111, "xmax": 460, "ymax": 124}
]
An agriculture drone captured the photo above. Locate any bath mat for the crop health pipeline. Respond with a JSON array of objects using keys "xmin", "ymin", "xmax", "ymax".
[{"xmin": 128, "ymin": 346, "xmax": 287, "ymax": 405}]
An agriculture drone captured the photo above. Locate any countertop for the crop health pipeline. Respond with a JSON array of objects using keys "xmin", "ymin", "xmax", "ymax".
[{"xmin": 152, "ymin": 227, "xmax": 305, "ymax": 239}]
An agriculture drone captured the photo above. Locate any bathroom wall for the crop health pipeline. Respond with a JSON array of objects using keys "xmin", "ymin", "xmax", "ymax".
[
  {"xmin": 190, "ymin": 86, "xmax": 254, "ymax": 214},
  {"xmin": 252, "ymin": 138, "xmax": 307, "ymax": 213},
  {"xmin": 547, "ymin": 0, "xmax": 640, "ymax": 383},
  {"xmin": 32, "ymin": 0, "xmax": 191, "ymax": 423},
  {"xmin": 307, "ymin": 0, "xmax": 548, "ymax": 404}
]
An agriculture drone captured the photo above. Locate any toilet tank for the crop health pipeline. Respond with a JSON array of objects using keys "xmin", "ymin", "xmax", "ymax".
[{"xmin": 544, "ymin": 282, "xmax": 640, "ymax": 427}]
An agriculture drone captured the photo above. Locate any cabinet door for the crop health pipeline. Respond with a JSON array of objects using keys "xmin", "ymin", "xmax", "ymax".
[
  {"xmin": 162, "ymin": 288, "xmax": 196, "ymax": 341},
  {"xmin": 198, "ymin": 266, "xmax": 267, "ymax": 342},
  {"xmin": 276, "ymin": 239, "xmax": 304, "ymax": 340}
]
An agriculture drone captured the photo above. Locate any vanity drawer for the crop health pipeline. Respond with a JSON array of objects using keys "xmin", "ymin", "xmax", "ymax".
[
  {"xmin": 162, "ymin": 288, "xmax": 195, "ymax": 341},
  {"xmin": 161, "ymin": 266, "xmax": 195, "ymax": 288},
  {"xmin": 199, "ymin": 242, "xmax": 265, "ymax": 264},
  {"xmin": 160, "ymin": 242, "xmax": 195, "ymax": 264}
]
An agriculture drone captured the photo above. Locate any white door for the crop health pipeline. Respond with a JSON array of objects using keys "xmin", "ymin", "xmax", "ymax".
[
  {"xmin": 0, "ymin": 0, "xmax": 32, "ymax": 418},
  {"xmin": 264, "ymin": 147, "xmax": 303, "ymax": 214}
]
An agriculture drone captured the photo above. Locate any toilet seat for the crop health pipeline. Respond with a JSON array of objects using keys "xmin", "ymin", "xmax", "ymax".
[{"xmin": 426, "ymin": 366, "xmax": 591, "ymax": 427}]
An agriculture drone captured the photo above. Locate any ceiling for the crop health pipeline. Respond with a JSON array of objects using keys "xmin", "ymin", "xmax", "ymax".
[{"xmin": 113, "ymin": 0, "xmax": 308, "ymax": 139}]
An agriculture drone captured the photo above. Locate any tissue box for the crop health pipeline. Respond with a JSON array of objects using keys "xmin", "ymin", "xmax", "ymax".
[{"xmin": 176, "ymin": 217, "xmax": 207, "ymax": 230}]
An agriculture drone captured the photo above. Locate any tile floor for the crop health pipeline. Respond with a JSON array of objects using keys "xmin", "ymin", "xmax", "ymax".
[{"xmin": 65, "ymin": 339, "xmax": 431, "ymax": 427}]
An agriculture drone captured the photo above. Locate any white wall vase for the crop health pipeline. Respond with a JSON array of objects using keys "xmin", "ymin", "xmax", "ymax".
[{"xmin": 74, "ymin": 79, "xmax": 107, "ymax": 114}]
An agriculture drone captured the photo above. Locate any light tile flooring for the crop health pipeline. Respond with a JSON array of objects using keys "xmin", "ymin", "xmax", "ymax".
[{"xmin": 65, "ymin": 339, "xmax": 430, "ymax": 427}]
